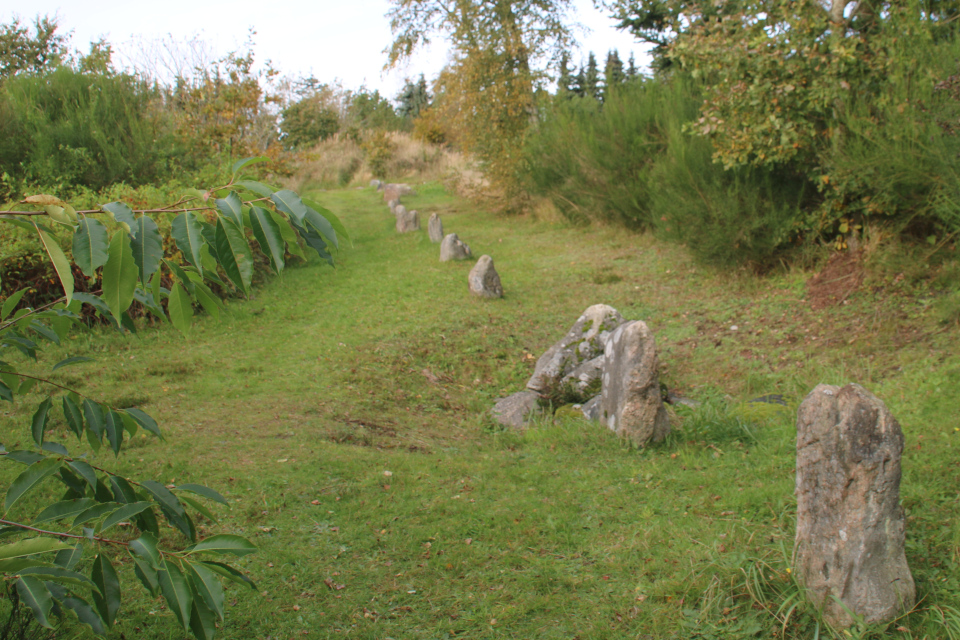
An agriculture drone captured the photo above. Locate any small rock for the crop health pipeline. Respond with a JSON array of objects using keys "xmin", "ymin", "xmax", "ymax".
[
  {"xmin": 388, "ymin": 199, "xmax": 400, "ymax": 214},
  {"xmin": 581, "ymin": 395, "xmax": 601, "ymax": 421},
  {"xmin": 491, "ymin": 391, "xmax": 541, "ymax": 429},
  {"xmin": 396, "ymin": 208, "xmax": 420, "ymax": 233},
  {"xmin": 598, "ymin": 320, "xmax": 670, "ymax": 446},
  {"xmin": 440, "ymin": 233, "xmax": 472, "ymax": 261},
  {"xmin": 383, "ymin": 184, "xmax": 401, "ymax": 202},
  {"xmin": 428, "ymin": 213, "xmax": 444, "ymax": 243},
  {"xmin": 795, "ymin": 383, "xmax": 915, "ymax": 628},
  {"xmin": 370, "ymin": 179, "xmax": 382, "ymax": 190},
  {"xmin": 468, "ymin": 255, "xmax": 503, "ymax": 299},
  {"xmin": 394, "ymin": 204, "xmax": 407, "ymax": 218},
  {"xmin": 558, "ymin": 356, "xmax": 604, "ymax": 402}
]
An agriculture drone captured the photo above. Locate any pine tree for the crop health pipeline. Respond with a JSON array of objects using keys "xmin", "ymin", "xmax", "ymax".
[
  {"xmin": 583, "ymin": 52, "xmax": 600, "ymax": 100},
  {"xmin": 627, "ymin": 51, "xmax": 638, "ymax": 80},
  {"xmin": 603, "ymin": 50, "xmax": 624, "ymax": 100},
  {"xmin": 557, "ymin": 50, "xmax": 572, "ymax": 98},
  {"xmin": 572, "ymin": 65, "xmax": 586, "ymax": 97},
  {"xmin": 397, "ymin": 73, "xmax": 431, "ymax": 120}
]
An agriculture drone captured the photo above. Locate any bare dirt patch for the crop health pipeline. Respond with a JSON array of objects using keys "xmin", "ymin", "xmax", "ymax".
[{"xmin": 807, "ymin": 250, "xmax": 864, "ymax": 310}]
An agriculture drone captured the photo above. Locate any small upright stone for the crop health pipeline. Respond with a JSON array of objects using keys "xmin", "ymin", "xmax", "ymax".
[
  {"xmin": 598, "ymin": 321, "xmax": 670, "ymax": 446},
  {"xmin": 468, "ymin": 255, "xmax": 503, "ymax": 298},
  {"xmin": 388, "ymin": 199, "xmax": 400, "ymax": 214},
  {"xmin": 396, "ymin": 209, "xmax": 420, "ymax": 233},
  {"xmin": 795, "ymin": 383, "xmax": 915, "ymax": 628},
  {"xmin": 394, "ymin": 204, "xmax": 407, "ymax": 218},
  {"xmin": 428, "ymin": 213, "xmax": 444, "ymax": 243},
  {"xmin": 440, "ymin": 233, "xmax": 472, "ymax": 261},
  {"xmin": 383, "ymin": 184, "xmax": 401, "ymax": 202},
  {"xmin": 370, "ymin": 179, "xmax": 382, "ymax": 190},
  {"xmin": 491, "ymin": 391, "xmax": 541, "ymax": 429}
]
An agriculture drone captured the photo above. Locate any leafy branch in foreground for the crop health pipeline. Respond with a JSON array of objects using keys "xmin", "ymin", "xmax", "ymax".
[{"xmin": 0, "ymin": 156, "xmax": 346, "ymax": 638}]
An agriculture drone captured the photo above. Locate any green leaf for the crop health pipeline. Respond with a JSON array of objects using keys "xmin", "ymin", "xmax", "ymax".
[
  {"xmin": 270, "ymin": 189, "xmax": 309, "ymax": 224},
  {"xmin": 102, "ymin": 231, "xmax": 138, "ymax": 323},
  {"xmin": 0, "ymin": 537, "xmax": 74, "ymax": 561},
  {"xmin": 150, "ymin": 266, "xmax": 163, "ymax": 310},
  {"xmin": 53, "ymin": 356, "xmax": 94, "ymax": 371},
  {"xmin": 83, "ymin": 399, "xmax": 105, "ymax": 439},
  {"xmin": 63, "ymin": 395, "xmax": 85, "ymax": 437},
  {"xmin": 104, "ymin": 410, "xmax": 124, "ymax": 455},
  {"xmin": 171, "ymin": 212, "xmax": 207, "ymax": 274},
  {"xmin": 43, "ymin": 205, "xmax": 74, "ymax": 226},
  {"xmin": 214, "ymin": 218, "xmax": 253, "ymax": 293},
  {"xmin": 5, "ymin": 450, "xmax": 44, "ymax": 465},
  {"xmin": 168, "ymin": 282, "xmax": 193, "ymax": 336},
  {"xmin": 28, "ymin": 320, "xmax": 59, "ymax": 345},
  {"xmin": 231, "ymin": 156, "xmax": 268, "ymax": 176},
  {"xmin": 186, "ymin": 534, "xmax": 257, "ymax": 558},
  {"xmin": 129, "ymin": 532, "xmax": 161, "ymax": 570},
  {"xmin": 131, "ymin": 216, "xmax": 163, "ymax": 285},
  {"xmin": 249, "ymin": 206, "xmax": 286, "ymax": 274},
  {"xmin": 163, "ymin": 258, "xmax": 195, "ymax": 295},
  {"xmin": 141, "ymin": 481, "xmax": 194, "ymax": 539},
  {"xmin": 99, "ymin": 501, "xmax": 151, "ymax": 533},
  {"xmin": 91, "ymin": 553, "xmax": 120, "ymax": 626},
  {"xmin": 57, "ymin": 593, "xmax": 106, "ymax": 636},
  {"xmin": 100, "ymin": 202, "xmax": 137, "ymax": 237},
  {"xmin": 121, "ymin": 408, "xmax": 162, "ymax": 439},
  {"xmin": 179, "ymin": 494, "xmax": 219, "ymax": 524},
  {"xmin": 0, "ymin": 557, "xmax": 50, "ymax": 572},
  {"xmin": 54, "ymin": 544, "xmax": 83, "ymax": 570},
  {"xmin": 233, "ymin": 179, "xmax": 274, "ymax": 198},
  {"xmin": 0, "ymin": 380, "xmax": 12, "ymax": 402},
  {"xmin": 73, "ymin": 502, "xmax": 122, "ymax": 527},
  {"xmin": 5, "ymin": 457, "xmax": 62, "ymax": 513},
  {"xmin": 35, "ymin": 498, "xmax": 96, "ymax": 524},
  {"xmin": 73, "ymin": 217, "xmax": 109, "ymax": 277},
  {"xmin": 176, "ymin": 484, "xmax": 227, "ymax": 505},
  {"xmin": 67, "ymin": 459, "xmax": 97, "ymax": 488},
  {"xmin": 187, "ymin": 561, "xmax": 225, "ymax": 621},
  {"xmin": 302, "ymin": 203, "xmax": 340, "ymax": 249},
  {"xmin": 16, "ymin": 575, "xmax": 55, "ymax": 628},
  {"xmin": 291, "ymin": 219, "xmax": 334, "ymax": 266},
  {"xmin": 191, "ymin": 282, "xmax": 222, "ymax": 323},
  {"xmin": 189, "ymin": 596, "xmax": 218, "ymax": 640},
  {"xmin": 130, "ymin": 552, "xmax": 160, "ymax": 596},
  {"xmin": 2, "ymin": 288, "xmax": 28, "ymax": 320},
  {"xmin": 303, "ymin": 198, "xmax": 350, "ymax": 245},
  {"xmin": 159, "ymin": 560, "xmax": 193, "ymax": 631},
  {"xmin": 35, "ymin": 225, "xmax": 74, "ymax": 305},
  {"xmin": 20, "ymin": 565, "xmax": 96, "ymax": 591},
  {"xmin": 200, "ymin": 560, "xmax": 257, "ymax": 590},
  {"xmin": 215, "ymin": 191, "xmax": 245, "ymax": 229},
  {"xmin": 30, "ymin": 398, "xmax": 53, "ymax": 447}
]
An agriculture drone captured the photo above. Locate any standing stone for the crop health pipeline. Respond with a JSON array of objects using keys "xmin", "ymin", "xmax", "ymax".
[
  {"xmin": 440, "ymin": 233, "xmax": 472, "ymax": 261},
  {"xmin": 527, "ymin": 304, "xmax": 624, "ymax": 393},
  {"xmin": 580, "ymin": 395, "xmax": 601, "ymax": 421},
  {"xmin": 395, "ymin": 209, "xmax": 420, "ymax": 233},
  {"xmin": 491, "ymin": 391, "xmax": 541, "ymax": 429},
  {"xmin": 795, "ymin": 383, "xmax": 915, "ymax": 628},
  {"xmin": 468, "ymin": 255, "xmax": 503, "ymax": 299},
  {"xmin": 370, "ymin": 179, "xmax": 382, "ymax": 190},
  {"xmin": 388, "ymin": 199, "xmax": 400, "ymax": 214},
  {"xmin": 383, "ymin": 184, "xmax": 401, "ymax": 202},
  {"xmin": 394, "ymin": 204, "xmax": 407, "ymax": 219},
  {"xmin": 559, "ymin": 355, "xmax": 604, "ymax": 400},
  {"xmin": 598, "ymin": 321, "xmax": 670, "ymax": 446},
  {"xmin": 397, "ymin": 184, "xmax": 415, "ymax": 196},
  {"xmin": 428, "ymin": 213, "xmax": 444, "ymax": 243}
]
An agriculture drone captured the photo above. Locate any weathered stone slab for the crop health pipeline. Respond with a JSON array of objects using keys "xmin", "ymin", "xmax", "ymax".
[
  {"xmin": 598, "ymin": 320, "xmax": 670, "ymax": 446},
  {"xmin": 428, "ymin": 213, "xmax": 444, "ymax": 243},
  {"xmin": 396, "ymin": 209, "xmax": 420, "ymax": 233},
  {"xmin": 440, "ymin": 233, "xmax": 472, "ymax": 261},
  {"xmin": 492, "ymin": 391, "xmax": 541, "ymax": 429},
  {"xmin": 580, "ymin": 395, "xmax": 601, "ymax": 421},
  {"xmin": 526, "ymin": 304, "xmax": 624, "ymax": 393},
  {"xmin": 795, "ymin": 383, "xmax": 915, "ymax": 628},
  {"xmin": 559, "ymin": 355, "xmax": 604, "ymax": 400},
  {"xmin": 383, "ymin": 184, "xmax": 401, "ymax": 202},
  {"xmin": 468, "ymin": 255, "xmax": 503, "ymax": 299}
]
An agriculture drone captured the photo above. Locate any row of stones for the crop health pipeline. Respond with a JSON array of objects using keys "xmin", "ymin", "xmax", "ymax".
[
  {"xmin": 493, "ymin": 304, "xmax": 914, "ymax": 629},
  {"xmin": 372, "ymin": 180, "xmax": 504, "ymax": 298}
]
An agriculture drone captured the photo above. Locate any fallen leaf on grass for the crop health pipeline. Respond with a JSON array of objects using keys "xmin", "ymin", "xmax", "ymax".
[
  {"xmin": 323, "ymin": 578, "xmax": 345, "ymax": 591},
  {"xmin": 311, "ymin": 500, "xmax": 320, "ymax": 505},
  {"xmin": 277, "ymin": 458, "xmax": 288, "ymax": 463}
]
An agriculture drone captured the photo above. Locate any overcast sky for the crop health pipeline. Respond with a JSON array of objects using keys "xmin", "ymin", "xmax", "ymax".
[{"xmin": 1, "ymin": 0, "xmax": 648, "ymax": 98}]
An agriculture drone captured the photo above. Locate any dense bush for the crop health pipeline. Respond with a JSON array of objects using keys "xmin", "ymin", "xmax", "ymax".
[{"xmin": 0, "ymin": 67, "xmax": 178, "ymax": 195}]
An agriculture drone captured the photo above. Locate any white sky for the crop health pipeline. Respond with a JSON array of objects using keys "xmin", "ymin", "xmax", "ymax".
[{"xmin": 0, "ymin": 0, "xmax": 648, "ymax": 99}]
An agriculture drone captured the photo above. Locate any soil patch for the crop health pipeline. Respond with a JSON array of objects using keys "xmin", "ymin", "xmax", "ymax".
[{"xmin": 807, "ymin": 250, "xmax": 864, "ymax": 310}]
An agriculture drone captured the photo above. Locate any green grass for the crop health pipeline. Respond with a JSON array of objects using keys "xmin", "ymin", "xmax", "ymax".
[{"xmin": 2, "ymin": 183, "xmax": 959, "ymax": 639}]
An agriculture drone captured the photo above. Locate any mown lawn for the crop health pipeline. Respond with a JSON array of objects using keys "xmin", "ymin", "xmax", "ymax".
[{"xmin": 2, "ymin": 183, "xmax": 958, "ymax": 639}]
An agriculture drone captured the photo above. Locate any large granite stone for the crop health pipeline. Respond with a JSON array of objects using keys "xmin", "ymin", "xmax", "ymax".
[
  {"xmin": 428, "ymin": 213, "xmax": 444, "ymax": 243},
  {"xmin": 440, "ymin": 233, "xmax": 472, "ymax": 261},
  {"xmin": 468, "ymin": 255, "xmax": 503, "ymax": 299},
  {"xmin": 492, "ymin": 391, "xmax": 541, "ymax": 429}
]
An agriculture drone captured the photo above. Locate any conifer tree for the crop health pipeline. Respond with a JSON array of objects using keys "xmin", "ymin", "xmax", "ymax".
[
  {"xmin": 557, "ymin": 50, "xmax": 573, "ymax": 98},
  {"xmin": 583, "ymin": 51, "xmax": 600, "ymax": 100},
  {"xmin": 603, "ymin": 50, "xmax": 624, "ymax": 99},
  {"xmin": 626, "ymin": 51, "xmax": 638, "ymax": 79}
]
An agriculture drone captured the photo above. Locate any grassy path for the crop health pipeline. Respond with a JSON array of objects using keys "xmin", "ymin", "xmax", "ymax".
[{"xmin": 2, "ymin": 184, "xmax": 958, "ymax": 638}]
